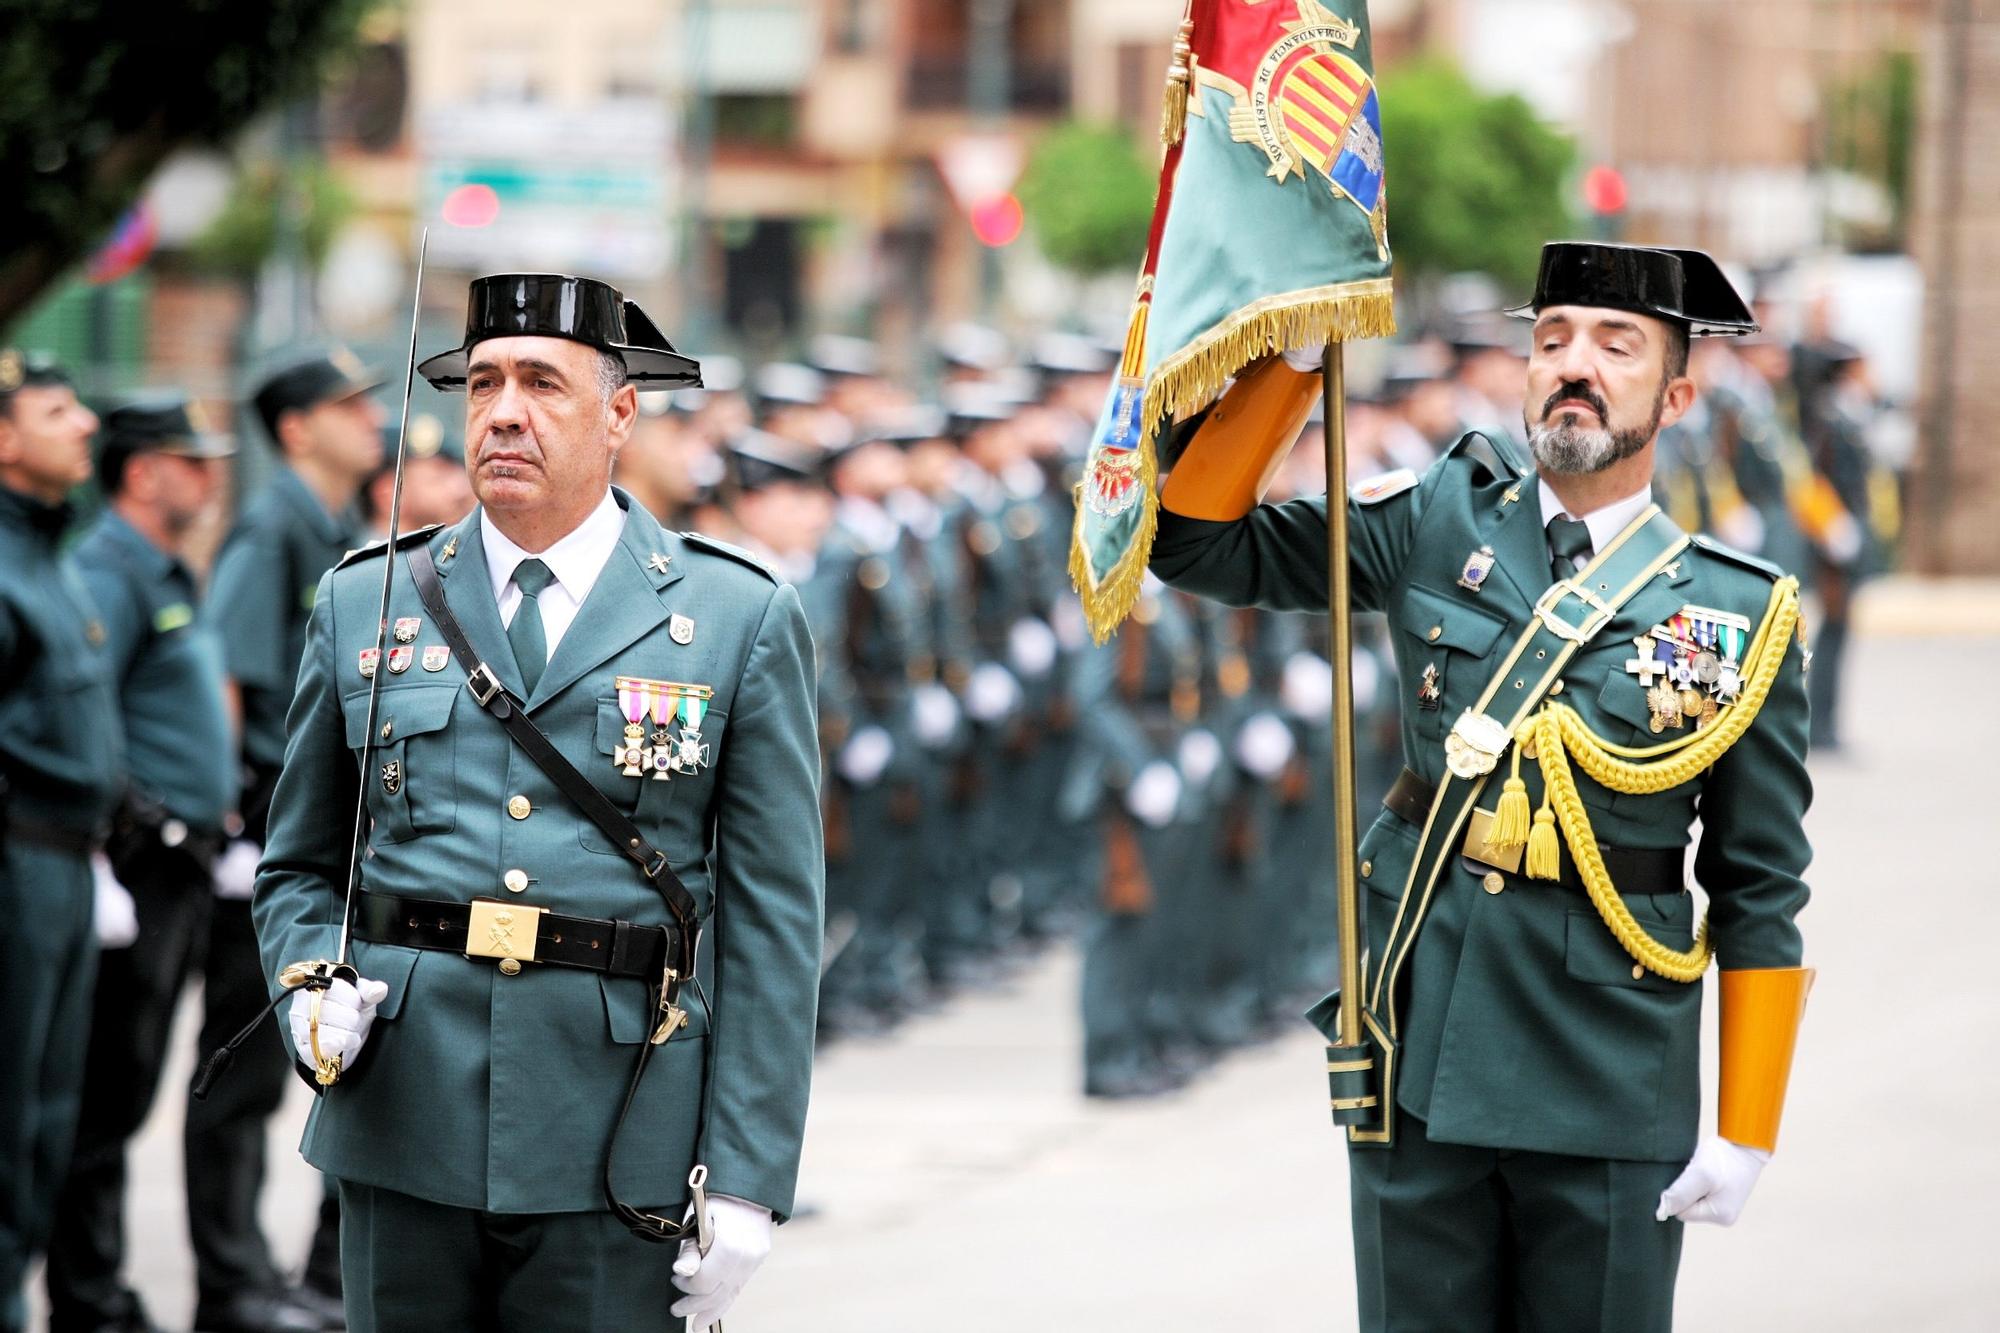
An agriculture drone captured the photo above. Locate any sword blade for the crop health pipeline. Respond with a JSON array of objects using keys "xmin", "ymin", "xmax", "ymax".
[{"xmin": 336, "ymin": 227, "xmax": 430, "ymax": 965}]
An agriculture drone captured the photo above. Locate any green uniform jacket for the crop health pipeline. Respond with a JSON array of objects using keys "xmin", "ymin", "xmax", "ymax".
[
  {"xmin": 253, "ymin": 491, "xmax": 824, "ymax": 1219},
  {"xmin": 72, "ymin": 512, "xmax": 234, "ymax": 831},
  {"xmin": 0, "ymin": 488, "xmax": 123, "ymax": 833},
  {"xmin": 1150, "ymin": 435, "xmax": 1811, "ymax": 1163},
  {"xmin": 208, "ymin": 466, "xmax": 359, "ymax": 775}
]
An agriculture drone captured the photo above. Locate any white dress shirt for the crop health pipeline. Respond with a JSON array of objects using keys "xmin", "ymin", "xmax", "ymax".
[
  {"xmin": 1537, "ymin": 478, "xmax": 1654, "ymax": 572},
  {"xmin": 482, "ymin": 489, "xmax": 626, "ymax": 662}
]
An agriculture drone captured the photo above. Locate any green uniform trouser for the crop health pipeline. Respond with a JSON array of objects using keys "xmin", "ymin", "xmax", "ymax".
[
  {"xmin": 1348, "ymin": 1115, "xmax": 1684, "ymax": 1333},
  {"xmin": 0, "ymin": 841, "xmax": 96, "ymax": 1333},
  {"xmin": 338, "ymin": 1181, "xmax": 687, "ymax": 1333}
]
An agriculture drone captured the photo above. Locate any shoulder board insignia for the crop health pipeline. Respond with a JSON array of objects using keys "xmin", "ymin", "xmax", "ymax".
[
  {"xmin": 1442, "ymin": 430, "xmax": 1528, "ymax": 484},
  {"xmin": 334, "ymin": 524, "xmax": 446, "ymax": 570},
  {"xmin": 679, "ymin": 531, "xmax": 778, "ymax": 581},
  {"xmin": 1689, "ymin": 533, "xmax": 1785, "ymax": 582},
  {"xmin": 1350, "ymin": 469, "xmax": 1418, "ymax": 506}
]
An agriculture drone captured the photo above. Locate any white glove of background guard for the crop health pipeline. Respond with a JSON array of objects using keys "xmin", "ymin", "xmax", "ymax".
[
  {"xmin": 1007, "ymin": 616, "xmax": 1059, "ymax": 679},
  {"xmin": 1177, "ymin": 728, "xmax": 1223, "ymax": 787},
  {"xmin": 212, "ymin": 838, "xmax": 261, "ymax": 901},
  {"xmin": 964, "ymin": 662, "xmax": 1021, "ymax": 723},
  {"xmin": 1657, "ymin": 1135, "xmax": 1770, "ymax": 1226},
  {"xmin": 672, "ymin": 1193, "xmax": 774, "ymax": 1331},
  {"xmin": 911, "ymin": 682, "xmax": 960, "ymax": 748},
  {"xmin": 1233, "ymin": 711, "xmax": 1297, "ymax": 779},
  {"xmin": 287, "ymin": 976, "xmax": 389, "ymax": 1072},
  {"xmin": 92, "ymin": 854, "xmax": 139, "ymax": 949},
  {"xmin": 836, "ymin": 725, "xmax": 895, "ymax": 785},
  {"xmin": 1125, "ymin": 760, "xmax": 1183, "ymax": 829}
]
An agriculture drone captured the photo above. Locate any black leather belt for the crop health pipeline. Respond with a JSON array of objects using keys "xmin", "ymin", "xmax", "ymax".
[
  {"xmin": 1381, "ymin": 767, "xmax": 1686, "ymax": 897},
  {"xmin": 354, "ymin": 889, "xmax": 677, "ymax": 978},
  {"xmin": 5, "ymin": 812, "xmax": 101, "ymax": 856}
]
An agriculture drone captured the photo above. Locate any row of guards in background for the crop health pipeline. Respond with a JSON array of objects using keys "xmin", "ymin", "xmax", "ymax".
[{"xmin": 599, "ymin": 327, "xmax": 1397, "ymax": 1096}]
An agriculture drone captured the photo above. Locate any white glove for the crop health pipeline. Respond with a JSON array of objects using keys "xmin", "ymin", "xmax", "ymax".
[
  {"xmin": 911, "ymin": 682, "xmax": 960, "ymax": 748},
  {"xmin": 1656, "ymin": 1135, "xmax": 1771, "ymax": 1227},
  {"xmin": 1125, "ymin": 760, "xmax": 1183, "ymax": 829},
  {"xmin": 1233, "ymin": 711, "xmax": 1297, "ymax": 779},
  {"xmin": 1052, "ymin": 597, "xmax": 1088, "ymax": 651},
  {"xmin": 1008, "ymin": 616, "xmax": 1059, "ymax": 679},
  {"xmin": 964, "ymin": 662, "xmax": 1021, "ymax": 723},
  {"xmin": 92, "ymin": 854, "xmax": 139, "ymax": 949},
  {"xmin": 1177, "ymin": 728, "xmax": 1223, "ymax": 787},
  {"xmin": 1281, "ymin": 344, "xmax": 1327, "ymax": 374},
  {"xmin": 287, "ymin": 976, "xmax": 390, "ymax": 1073},
  {"xmin": 837, "ymin": 725, "xmax": 895, "ymax": 786},
  {"xmin": 213, "ymin": 839, "xmax": 261, "ymax": 901},
  {"xmin": 1281, "ymin": 652, "xmax": 1333, "ymax": 722},
  {"xmin": 672, "ymin": 1193, "xmax": 774, "ymax": 1332}
]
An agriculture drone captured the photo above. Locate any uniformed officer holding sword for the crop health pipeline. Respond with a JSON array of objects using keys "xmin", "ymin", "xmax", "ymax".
[
  {"xmin": 1150, "ymin": 242, "xmax": 1815, "ymax": 1330},
  {"xmin": 252, "ymin": 273, "xmax": 823, "ymax": 1332}
]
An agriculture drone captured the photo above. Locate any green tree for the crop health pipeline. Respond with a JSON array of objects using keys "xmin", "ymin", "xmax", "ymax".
[
  {"xmin": 1377, "ymin": 59, "xmax": 1574, "ymax": 289},
  {"xmin": 0, "ymin": 0, "xmax": 372, "ymax": 331},
  {"xmin": 1018, "ymin": 121, "xmax": 1158, "ymax": 275},
  {"xmin": 1826, "ymin": 49, "xmax": 1918, "ymax": 249}
]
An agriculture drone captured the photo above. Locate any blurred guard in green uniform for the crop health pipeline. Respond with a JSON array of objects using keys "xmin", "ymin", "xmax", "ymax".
[
  {"xmin": 811, "ymin": 425, "xmax": 934, "ymax": 1026},
  {"xmin": 1150, "ymin": 244, "xmax": 1817, "ymax": 1331},
  {"xmin": 0, "ymin": 350, "xmax": 120, "ymax": 1333},
  {"xmin": 47, "ymin": 398, "xmax": 235, "ymax": 1333},
  {"xmin": 202, "ymin": 347, "xmax": 385, "ymax": 1333},
  {"xmin": 1061, "ymin": 577, "xmax": 1198, "ymax": 1097},
  {"xmin": 254, "ymin": 275, "xmax": 822, "ymax": 1332}
]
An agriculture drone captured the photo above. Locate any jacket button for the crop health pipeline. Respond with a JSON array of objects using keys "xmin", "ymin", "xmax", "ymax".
[
  {"xmin": 503, "ymin": 868, "xmax": 529, "ymax": 894},
  {"xmin": 1359, "ymin": 860, "xmax": 1372, "ymax": 879},
  {"xmin": 498, "ymin": 958, "xmax": 522, "ymax": 976},
  {"xmin": 1631, "ymin": 963, "xmax": 1646, "ymax": 980},
  {"xmin": 507, "ymin": 795, "xmax": 531, "ymax": 820},
  {"xmin": 1482, "ymin": 871, "xmax": 1504, "ymax": 895},
  {"xmin": 1427, "ymin": 626, "xmax": 1442, "ymax": 642},
  {"xmin": 380, "ymin": 721, "xmax": 393, "ymax": 740},
  {"xmin": 1550, "ymin": 679, "xmax": 1566, "ymax": 696}
]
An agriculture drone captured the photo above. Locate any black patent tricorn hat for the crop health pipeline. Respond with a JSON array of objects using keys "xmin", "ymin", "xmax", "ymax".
[
  {"xmin": 1508, "ymin": 242, "xmax": 1758, "ymax": 336},
  {"xmin": 418, "ymin": 274, "xmax": 703, "ymax": 391}
]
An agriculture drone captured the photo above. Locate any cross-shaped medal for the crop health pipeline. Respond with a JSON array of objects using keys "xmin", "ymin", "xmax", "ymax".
[
  {"xmin": 1624, "ymin": 635, "xmax": 1668, "ymax": 688},
  {"xmin": 1501, "ymin": 486, "xmax": 1522, "ymax": 507},
  {"xmin": 648, "ymin": 553, "xmax": 672, "ymax": 574}
]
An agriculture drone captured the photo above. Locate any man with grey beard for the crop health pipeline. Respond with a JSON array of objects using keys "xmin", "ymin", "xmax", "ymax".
[{"xmin": 1145, "ymin": 242, "xmax": 1816, "ymax": 1331}]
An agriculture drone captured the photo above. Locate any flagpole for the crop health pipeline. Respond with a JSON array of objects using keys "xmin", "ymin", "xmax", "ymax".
[{"xmin": 1321, "ymin": 345, "xmax": 1363, "ymax": 1053}]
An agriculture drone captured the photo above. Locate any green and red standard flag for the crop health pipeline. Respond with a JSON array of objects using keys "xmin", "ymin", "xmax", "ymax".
[{"xmin": 1070, "ymin": 0, "xmax": 1397, "ymax": 641}]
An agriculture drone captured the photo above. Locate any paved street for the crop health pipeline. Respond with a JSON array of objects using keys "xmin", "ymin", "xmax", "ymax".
[{"xmin": 30, "ymin": 611, "xmax": 2000, "ymax": 1332}]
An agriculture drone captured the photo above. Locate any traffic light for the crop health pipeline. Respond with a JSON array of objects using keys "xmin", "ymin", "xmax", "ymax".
[
  {"xmin": 969, "ymin": 193, "xmax": 1024, "ymax": 248},
  {"xmin": 441, "ymin": 183, "xmax": 501, "ymax": 228},
  {"xmin": 1582, "ymin": 165, "xmax": 1627, "ymax": 239}
]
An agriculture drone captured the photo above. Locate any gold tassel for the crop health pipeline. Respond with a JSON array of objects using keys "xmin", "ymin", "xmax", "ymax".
[
  {"xmin": 1526, "ymin": 795, "xmax": 1562, "ymax": 881},
  {"xmin": 1491, "ymin": 767, "xmax": 1531, "ymax": 852},
  {"xmin": 1160, "ymin": 15, "xmax": 1195, "ymax": 147}
]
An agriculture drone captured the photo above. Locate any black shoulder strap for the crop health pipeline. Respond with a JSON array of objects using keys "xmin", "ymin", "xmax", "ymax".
[{"xmin": 406, "ymin": 541, "xmax": 699, "ymax": 931}]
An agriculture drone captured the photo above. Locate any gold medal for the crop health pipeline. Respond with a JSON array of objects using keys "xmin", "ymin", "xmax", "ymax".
[
  {"xmin": 614, "ymin": 722, "xmax": 648, "ymax": 777},
  {"xmin": 1679, "ymin": 687, "xmax": 1704, "ymax": 716}
]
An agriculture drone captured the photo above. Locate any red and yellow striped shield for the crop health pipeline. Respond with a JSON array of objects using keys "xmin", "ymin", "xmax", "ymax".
[{"xmin": 1274, "ymin": 48, "xmax": 1371, "ymax": 178}]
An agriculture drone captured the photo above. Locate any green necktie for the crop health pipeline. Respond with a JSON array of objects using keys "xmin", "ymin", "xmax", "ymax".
[
  {"xmin": 1547, "ymin": 515, "xmax": 1593, "ymax": 584},
  {"xmin": 507, "ymin": 558, "xmax": 555, "ymax": 695}
]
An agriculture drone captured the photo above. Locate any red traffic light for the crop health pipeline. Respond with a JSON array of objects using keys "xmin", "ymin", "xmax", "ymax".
[
  {"xmin": 970, "ymin": 194, "xmax": 1024, "ymax": 248},
  {"xmin": 442, "ymin": 183, "xmax": 501, "ymax": 228},
  {"xmin": 1582, "ymin": 165, "xmax": 1628, "ymax": 216}
]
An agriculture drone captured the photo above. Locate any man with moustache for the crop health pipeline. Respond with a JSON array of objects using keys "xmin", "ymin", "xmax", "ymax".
[
  {"xmin": 0, "ymin": 350, "xmax": 121, "ymax": 1333},
  {"xmin": 199, "ymin": 349, "xmax": 387, "ymax": 1333},
  {"xmin": 1149, "ymin": 243, "xmax": 1815, "ymax": 1330},
  {"xmin": 253, "ymin": 275, "xmax": 822, "ymax": 1331}
]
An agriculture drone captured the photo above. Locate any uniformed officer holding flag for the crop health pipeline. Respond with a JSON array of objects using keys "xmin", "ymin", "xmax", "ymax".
[
  {"xmin": 253, "ymin": 274, "xmax": 823, "ymax": 1332},
  {"xmin": 1150, "ymin": 242, "xmax": 1816, "ymax": 1330}
]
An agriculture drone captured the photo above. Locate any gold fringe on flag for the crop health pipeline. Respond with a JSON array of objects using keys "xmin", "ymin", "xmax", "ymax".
[{"xmin": 1072, "ymin": 279, "xmax": 1397, "ymax": 642}]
